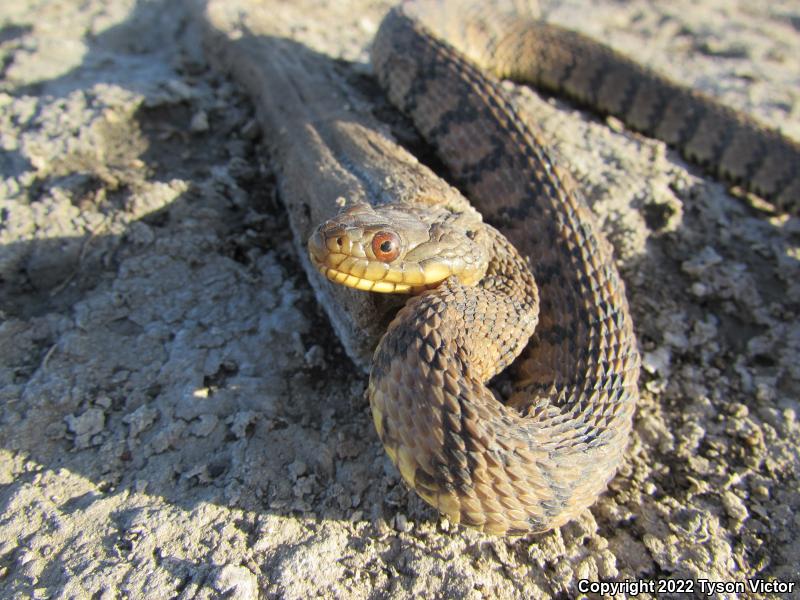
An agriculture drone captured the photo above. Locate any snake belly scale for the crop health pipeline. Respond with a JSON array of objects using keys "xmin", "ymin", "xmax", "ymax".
[{"xmin": 309, "ymin": 2, "xmax": 798, "ymax": 535}]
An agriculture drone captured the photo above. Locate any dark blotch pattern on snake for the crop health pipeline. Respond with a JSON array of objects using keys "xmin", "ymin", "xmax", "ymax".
[{"xmin": 309, "ymin": 1, "xmax": 799, "ymax": 535}]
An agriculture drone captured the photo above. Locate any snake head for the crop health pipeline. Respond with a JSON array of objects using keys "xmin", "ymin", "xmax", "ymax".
[{"xmin": 308, "ymin": 202, "xmax": 489, "ymax": 293}]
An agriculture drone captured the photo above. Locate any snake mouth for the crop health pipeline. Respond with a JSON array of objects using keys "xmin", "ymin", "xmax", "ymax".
[
  {"xmin": 309, "ymin": 228, "xmax": 423, "ymax": 293},
  {"xmin": 314, "ymin": 262, "xmax": 412, "ymax": 293},
  {"xmin": 308, "ymin": 223, "xmax": 462, "ymax": 294}
]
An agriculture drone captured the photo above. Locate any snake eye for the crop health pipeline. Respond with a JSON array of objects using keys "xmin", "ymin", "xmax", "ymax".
[{"xmin": 371, "ymin": 231, "xmax": 401, "ymax": 262}]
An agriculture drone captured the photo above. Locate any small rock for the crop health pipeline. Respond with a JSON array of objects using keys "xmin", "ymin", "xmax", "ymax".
[
  {"xmin": 94, "ymin": 395, "xmax": 113, "ymax": 409},
  {"xmin": 336, "ymin": 439, "xmax": 361, "ymax": 459},
  {"xmin": 148, "ymin": 421, "xmax": 186, "ymax": 454},
  {"xmin": 164, "ymin": 78, "xmax": 196, "ymax": 101},
  {"xmin": 65, "ymin": 408, "xmax": 105, "ymax": 437},
  {"xmin": 697, "ymin": 40, "xmax": 749, "ymax": 59},
  {"xmin": 228, "ymin": 411, "xmax": 258, "ymax": 439},
  {"xmin": 395, "ymin": 513, "xmax": 411, "ymax": 532},
  {"xmin": 123, "ymin": 405, "xmax": 159, "ymax": 438},
  {"xmin": 642, "ymin": 346, "xmax": 671, "ymax": 377},
  {"xmin": 182, "ymin": 464, "xmax": 207, "ymax": 481},
  {"xmin": 189, "ymin": 414, "xmax": 218, "ymax": 437},
  {"xmin": 45, "ymin": 421, "xmax": 66, "ymax": 440},
  {"xmin": 682, "ymin": 246, "xmax": 723, "ymax": 277},
  {"xmin": 212, "ymin": 564, "xmax": 258, "ymax": 600},
  {"xmin": 190, "ymin": 110, "xmax": 209, "ymax": 132},
  {"xmin": 727, "ymin": 403, "xmax": 748, "ymax": 418},
  {"xmin": 288, "ymin": 459, "xmax": 307, "ymax": 479},
  {"xmin": 756, "ymin": 382, "xmax": 776, "ymax": 403},
  {"xmin": 721, "ymin": 491, "xmax": 748, "ymax": 522},
  {"xmin": 240, "ymin": 118, "xmax": 261, "ymax": 140},
  {"xmin": 293, "ymin": 475, "xmax": 314, "ymax": 497},
  {"xmin": 304, "ymin": 344, "xmax": 326, "ymax": 368}
]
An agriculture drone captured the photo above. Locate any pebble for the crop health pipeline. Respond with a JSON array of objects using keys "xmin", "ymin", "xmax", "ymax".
[
  {"xmin": 122, "ymin": 405, "xmax": 159, "ymax": 438},
  {"xmin": 190, "ymin": 110, "xmax": 209, "ymax": 132},
  {"xmin": 304, "ymin": 344, "xmax": 326, "ymax": 368},
  {"xmin": 288, "ymin": 459, "xmax": 307, "ymax": 479},
  {"xmin": 395, "ymin": 513, "xmax": 411, "ymax": 532},
  {"xmin": 212, "ymin": 565, "xmax": 258, "ymax": 600},
  {"xmin": 65, "ymin": 408, "xmax": 105, "ymax": 437},
  {"xmin": 721, "ymin": 491, "xmax": 748, "ymax": 522}
]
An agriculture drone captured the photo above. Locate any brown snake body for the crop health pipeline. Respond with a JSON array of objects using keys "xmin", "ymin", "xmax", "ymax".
[{"xmin": 309, "ymin": 2, "xmax": 800, "ymax": 534}]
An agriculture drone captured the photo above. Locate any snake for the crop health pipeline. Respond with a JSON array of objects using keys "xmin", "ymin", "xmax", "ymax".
[{"xmin": 307, "ymin": 1, "xmax": 800, "ymax": 535}]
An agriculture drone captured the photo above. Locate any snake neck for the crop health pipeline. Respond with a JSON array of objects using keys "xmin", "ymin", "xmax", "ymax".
[{"xmin": 375, "ymin": 225, "xmax": 538, "ymax": 382}]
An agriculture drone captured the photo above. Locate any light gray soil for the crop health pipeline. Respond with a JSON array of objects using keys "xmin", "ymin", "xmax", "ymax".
[{"xmin": 1, "ymin": 1, "xmax": 798, "ymax": 598}]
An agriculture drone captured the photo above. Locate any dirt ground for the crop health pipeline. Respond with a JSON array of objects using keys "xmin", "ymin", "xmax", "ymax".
[{"xmin": 1, "ymin": 0, "xmax": 799, "ymax": 598}]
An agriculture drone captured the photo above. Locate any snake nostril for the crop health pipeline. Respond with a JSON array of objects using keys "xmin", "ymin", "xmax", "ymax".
[{"xmin": 336, "ymin": 236, "xmax": 344, "ymax": 247}]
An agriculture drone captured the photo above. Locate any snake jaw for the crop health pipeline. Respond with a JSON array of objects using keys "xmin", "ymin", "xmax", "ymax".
[{"xmin": 314, "ymin": 263, "xmax": 414, "ymax": 293}]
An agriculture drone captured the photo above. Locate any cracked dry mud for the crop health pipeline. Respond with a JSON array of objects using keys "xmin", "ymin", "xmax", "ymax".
[{"xmin": 1, "ymin": 1, "xmax": 799, "ymax": 598}]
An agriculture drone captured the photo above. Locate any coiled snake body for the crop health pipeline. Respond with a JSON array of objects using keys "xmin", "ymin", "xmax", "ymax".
[{"xmin": 309, "ymin": 2, "xmax": 800, "ymax": 535}]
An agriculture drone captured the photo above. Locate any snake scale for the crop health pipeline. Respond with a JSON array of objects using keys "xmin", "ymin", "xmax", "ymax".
[{"xmin": 308, "ymin": 1, "xmax": 800, "ymax": 535}]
